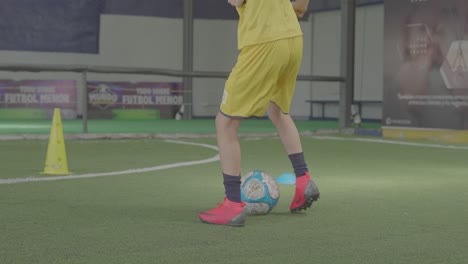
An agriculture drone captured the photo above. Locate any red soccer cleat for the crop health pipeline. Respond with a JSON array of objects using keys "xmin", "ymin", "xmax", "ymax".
[
  {"xmin": 199, "ymin": 198, "xmax": 246, "ymax": 227},
  {"xmin": 290, "ymin": 172, "xmax": 320, "ymax": 213}
]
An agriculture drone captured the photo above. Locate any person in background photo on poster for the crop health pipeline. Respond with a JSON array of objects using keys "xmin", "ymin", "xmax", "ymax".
[{"xmin": 198, "ymin": 0, "xmax": 320, "ymax": 227}]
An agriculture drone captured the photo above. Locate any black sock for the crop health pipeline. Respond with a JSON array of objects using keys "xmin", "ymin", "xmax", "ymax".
[
  {"xmin": 223, "ymin": 173, "xmax": 241, "ymax": 203},
  {"xmin": 288, "ymin": 152, "xmax": 308, "ymax": 178}
]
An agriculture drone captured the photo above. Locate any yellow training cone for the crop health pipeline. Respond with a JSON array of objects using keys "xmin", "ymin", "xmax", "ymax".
[{"xmin": 42, "ymin": 108, "xmax": 70, "ymax": 175}]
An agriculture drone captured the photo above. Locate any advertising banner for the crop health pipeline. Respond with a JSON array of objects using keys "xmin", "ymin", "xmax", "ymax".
[
  {"xmin": 87, "ymin": 82, "xmax": 183, "ymax": 120},
  {"xmin": 0, "ymin": 80, "xmax": 77, "ymax": 119},
  {"xmin": 384, "ymin": 0, "xmax": 468, "ymax": 130}
]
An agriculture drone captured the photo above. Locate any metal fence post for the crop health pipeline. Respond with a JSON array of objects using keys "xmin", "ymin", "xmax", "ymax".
[
  {"xmin": 339, "ymin": 0, "xmax": 356, "ymax": 128},
  {"xmin": 183, "ymin": 0, "xmax": 194, "ymax": 120}
]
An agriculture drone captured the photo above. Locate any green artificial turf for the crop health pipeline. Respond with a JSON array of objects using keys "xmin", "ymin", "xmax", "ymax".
[{"xmin": 0, "ymin": 137, "xmax": 467, "ymax": 264}]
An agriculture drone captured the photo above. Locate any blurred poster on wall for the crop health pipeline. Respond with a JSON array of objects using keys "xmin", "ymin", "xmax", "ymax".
[
  {"xmin": 87, "ymin": 82, "xmax": 183, "ymax": 120},
  {"xmin": 384, "ymin": 0, "xmax": 468, "ymax": 130},
  {"xmin": 0, "ymin": 80, "xmax": 77, "ymax": 119}
]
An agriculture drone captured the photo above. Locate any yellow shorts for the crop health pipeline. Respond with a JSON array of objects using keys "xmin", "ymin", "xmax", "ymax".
[{"xmin": 220, "ymin": 36, "xmax": 303, "ymax": 118}]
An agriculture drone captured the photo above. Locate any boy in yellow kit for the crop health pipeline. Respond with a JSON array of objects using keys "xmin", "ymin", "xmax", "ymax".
[{"xmin": 199, "ymin": 0, "xmax": 320, "ymax": 226}]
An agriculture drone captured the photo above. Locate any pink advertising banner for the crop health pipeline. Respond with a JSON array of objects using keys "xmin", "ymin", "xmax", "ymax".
[
  {"xmin": 87, "ymin": 81, "xmax": 183, "ymax": 119},
  {"xmin": 0, "ymin": 80, "xmax": 77, "ymax": 119}
]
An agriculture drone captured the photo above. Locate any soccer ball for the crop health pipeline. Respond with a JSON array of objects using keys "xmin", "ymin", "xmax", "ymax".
[{"xmin": 241, "ymin": 170, "xmax": 280, "ymax": 215}]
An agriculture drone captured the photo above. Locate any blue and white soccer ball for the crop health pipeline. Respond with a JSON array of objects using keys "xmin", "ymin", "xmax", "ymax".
[{"xmin": 241, "ymin": 170, "xmax": 280, "ymax": 215}]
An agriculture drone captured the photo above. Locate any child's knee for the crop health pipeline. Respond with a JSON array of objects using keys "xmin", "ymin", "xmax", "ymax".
[
  {"xmin": 267, "ymin": 104, "xmax": 283, "ymax": 123},
  {"xmin": 216, "ymin": 112, "xmax": 241, "ymax": 130}
]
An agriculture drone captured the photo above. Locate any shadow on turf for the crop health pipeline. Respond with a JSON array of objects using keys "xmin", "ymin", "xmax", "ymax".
[
  {"xmin": 248, "ymin": 211, "xmax": 310, "ymax": 218},
  {"xmin": 80, "ymin": 203, "xmax": 312, "ymax": 227}
]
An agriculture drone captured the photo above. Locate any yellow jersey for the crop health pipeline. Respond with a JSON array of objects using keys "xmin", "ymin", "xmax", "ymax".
[{"xmin": 236, "ymin": 0, "xmax": 303, "ymax": 50}]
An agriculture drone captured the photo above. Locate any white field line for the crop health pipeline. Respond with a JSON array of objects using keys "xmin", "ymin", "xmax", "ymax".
[
  {"xmin": 312, "ymin": 136, "xmax": 468, "ymax": 150},
  {"xmin": 0, "ymin": 140, "xmax": 219, "ymax": 185},
  {"xmin": 2, "ymin": 137, "xmax": 466, "ymax": 185}
]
